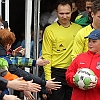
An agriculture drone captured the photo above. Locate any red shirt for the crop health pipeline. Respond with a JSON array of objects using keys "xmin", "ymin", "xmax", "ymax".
[{"xmin": 66, "ymin": 50, "xmax": 100, "ymax": 100}]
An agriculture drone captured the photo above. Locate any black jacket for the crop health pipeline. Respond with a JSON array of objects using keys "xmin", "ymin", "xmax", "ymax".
[
  {"xmin": 0, "ymin": 77, "xmax": 8, "ymax": 100},
  {"xmin": 0, "ymin": 44, "xmax": 46, "ymax": 86},
  {"xmin": 0, "ymin": 76, "xmax": 8, "ymax": 91}
]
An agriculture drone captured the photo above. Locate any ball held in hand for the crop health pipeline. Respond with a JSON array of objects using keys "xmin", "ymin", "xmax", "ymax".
[{"xmin": 73, "ymin": 68, "xmax": 97, "ymax": 90}]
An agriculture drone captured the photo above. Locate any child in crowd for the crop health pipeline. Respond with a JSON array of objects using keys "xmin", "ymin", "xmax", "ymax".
[{"xmin": 0, "ymin": 29, "xmax": 61, "ymax": 99}]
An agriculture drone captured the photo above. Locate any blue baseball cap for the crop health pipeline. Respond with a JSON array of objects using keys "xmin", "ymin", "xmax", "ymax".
[{"xmin": 85, "ymin": 29, "xmax": 100, "ymax": 39}]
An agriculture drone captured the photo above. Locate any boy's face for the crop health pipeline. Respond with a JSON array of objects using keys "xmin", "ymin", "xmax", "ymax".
[
  {"xmin": 6, "ymin": 44, "xmax": 11, "ymax": 51},
  {"xmin": 88, "ymin": 38, "xmax": 100, "ymax": 54}
]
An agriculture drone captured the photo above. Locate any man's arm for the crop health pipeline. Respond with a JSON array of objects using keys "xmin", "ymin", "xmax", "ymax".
[
  {"xmin": 71, "ymin": 28, "xmax": 87, "ymax": 60},
  {"xmin": 42, "ymin": 27, "xmax": 53, "ymax": 80},
  {"xmin": 0, "ymin": 56, "xmax": 49, "ymax": 67}
]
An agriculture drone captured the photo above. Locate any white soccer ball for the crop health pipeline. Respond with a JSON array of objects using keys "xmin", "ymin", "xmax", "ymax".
[{"xmin": 73, "ymin": 68, "xmax": 97, "ymax": 90}]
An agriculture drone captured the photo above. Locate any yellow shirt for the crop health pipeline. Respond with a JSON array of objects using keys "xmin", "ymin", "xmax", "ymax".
[
  {"xmin": 42, "ymin": 22, "xmax": 82, "ymax": 80},
  {"xmin": 71, "ymin": 24, "xmax": 94, "ymax": 60}
]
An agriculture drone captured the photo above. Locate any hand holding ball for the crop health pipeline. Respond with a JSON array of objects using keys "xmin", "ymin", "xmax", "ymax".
[{"xmin": 73, "ymin": 68, "xmax": 97, "ymax": 90}]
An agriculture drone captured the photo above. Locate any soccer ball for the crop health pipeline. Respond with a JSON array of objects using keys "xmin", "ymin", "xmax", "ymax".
[{"xmin": 73, "ymin": 68, "xmax": 97, "ymax": 90}]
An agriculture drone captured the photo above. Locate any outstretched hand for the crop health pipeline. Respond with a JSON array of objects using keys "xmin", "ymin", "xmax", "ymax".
[
  {"xmin": 12, "ymin": 46, "xmax": 25, "ymax": 56},
  {"xmin": 24, "ymin": 91, "xmax": 36, "ymax": 100},
  {"xmin": 46, "ymin": 78, "xmax": 62, "ymax": 90},
  {"xmin": 36, "ymin": 56, "xmax": 50, "ymax": 66},
  {"xmin": 7, "ymin": 77, "xmax": 41, "ymax": 92},
  {"xmin": 3, "ymin": 94, "xmax": 21, "ymax": 100},
  {"xmin": 7, "ymin": 77, "xmax": 28, "ymax": 91},
  {"xmin": 26, "ymin": 80, "xmax": 41, "ymax": 92}
]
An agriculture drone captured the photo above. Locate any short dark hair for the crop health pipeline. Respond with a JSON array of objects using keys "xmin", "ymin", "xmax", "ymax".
[
  {"xmin": 85, "ymin": 0, "xmax": 95, "ymax": 2},
  {"xmin": 91, "ymin": 0, "xmax": 100, "ymax": 14},
  {"xmin": 56, "ymin": 0, "xmax": 72, "ymax": 10},
  {"xmin": 74, "ymin": 0, "xmax": 84, "ymax": 4}
]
